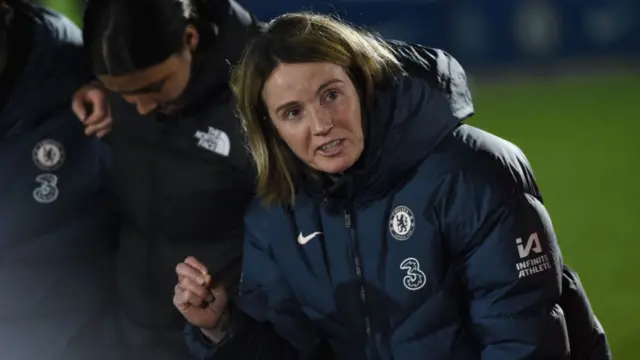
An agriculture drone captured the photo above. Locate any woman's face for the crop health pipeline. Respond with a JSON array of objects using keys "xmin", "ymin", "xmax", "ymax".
[
  {"xmin": 262, "ymin": 62, "xmax": 364, "ymax": 174},
  {"xmin": 98, "ymin": 26, "xmax": 198, "ymax": 115},
  {"xmin": 99, "ymin": 51, "xmax": 192, "ymax": 115}
]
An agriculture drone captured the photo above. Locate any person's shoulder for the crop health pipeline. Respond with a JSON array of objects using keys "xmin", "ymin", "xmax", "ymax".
[
  {"xmin": 417, "ymin": 124, "xmax": 540, "ymax": 202},
  {"xmin": 24, "ymin": 4, "xmax": 83, "ymax": 49},
  {"xmin": 19, "ymin": 4, "xmax": 89, "ymax": 90},
  {"xmin": 452, "ymin": 124, "xmax": 532, "ymax": 175},
  {"xmin": 35, "ymin": 7, "xmax": 85, "ymax": 70},
  {"xmin": 1, "ymin": 5, "xmax": 90, "ymax": 128}
]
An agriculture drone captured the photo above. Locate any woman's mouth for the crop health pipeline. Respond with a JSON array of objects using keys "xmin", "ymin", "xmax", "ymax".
[{"xmin": 317, "ymin": 139, "xmax": 345, "ymax": 156}]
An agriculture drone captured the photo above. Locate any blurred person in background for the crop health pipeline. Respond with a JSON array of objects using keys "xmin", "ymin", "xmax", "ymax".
[
  {"xmin": 0, "ymin": 0, "xmax": 119, "ymax": 359},
  {"xmin": 175, "ymin": 13, "xmax": 610, "ymax": 360},
  {"xmin": 72, "ymin": 0, "xmax": 260, "ymax": 359}
]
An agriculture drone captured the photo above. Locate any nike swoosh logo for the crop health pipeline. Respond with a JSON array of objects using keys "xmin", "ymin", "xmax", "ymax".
[{"xmin": 298, "ymin": 232, "xmax": 322, "ymax": 245}]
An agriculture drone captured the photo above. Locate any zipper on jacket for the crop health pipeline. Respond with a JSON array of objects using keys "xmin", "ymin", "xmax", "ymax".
[{"xmin": 344, "ymin": 210, "xmax": 372, "ymax": 337}]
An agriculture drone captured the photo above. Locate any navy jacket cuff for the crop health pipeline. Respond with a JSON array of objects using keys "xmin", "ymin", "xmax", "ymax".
[{"xmin": 184, "ymin": 323, "xmax": 232, "ymax": 359}]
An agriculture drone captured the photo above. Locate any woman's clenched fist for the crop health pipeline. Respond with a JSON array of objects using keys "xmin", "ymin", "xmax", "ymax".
[{"xmin": 174, "ymin": 256, "xmax": 230, "ymax": 342}]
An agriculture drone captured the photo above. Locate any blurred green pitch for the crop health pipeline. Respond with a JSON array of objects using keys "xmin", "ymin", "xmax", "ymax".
[{"xmin": 472, "ymin": 74, "xmax": 639, "ymax": 359}]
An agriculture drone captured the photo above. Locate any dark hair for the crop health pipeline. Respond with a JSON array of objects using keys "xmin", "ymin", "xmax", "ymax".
[{"xmin": 83, "ymin": 0, "xmax": 196, "ymax": 75}]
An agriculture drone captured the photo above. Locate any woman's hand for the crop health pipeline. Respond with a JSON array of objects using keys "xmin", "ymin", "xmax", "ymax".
[
  {"xmin": 174, "ymin": 256, "xmax": 230, "ymax": 343},
  {"xmin": 71, "ymin": 81, "xmax": 113, "ymax": 138}
]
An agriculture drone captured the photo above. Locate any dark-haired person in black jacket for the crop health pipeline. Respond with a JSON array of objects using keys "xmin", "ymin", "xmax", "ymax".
[
  {"xmin": 71, "ymin": 0, "xmax": 260, "ymax": 359},
  {"xmin": 0, "ymin": 1, "xmax": 120, "ymax": 359}
]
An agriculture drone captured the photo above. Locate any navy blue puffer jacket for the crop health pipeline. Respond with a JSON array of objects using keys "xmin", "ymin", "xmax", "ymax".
[
  {"xmin": 0, "ymin": 4, "xmax": 119, "ymax": 359},
  {"xmin": 185, "ymin": 41, "xmax": 609, "ymax": 360}
]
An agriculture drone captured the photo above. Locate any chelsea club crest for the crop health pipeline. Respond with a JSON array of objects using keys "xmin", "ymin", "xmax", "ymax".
[
  {"xmin": 389, "ymin": 205, "xmax": 415, "ymax": 241},
  {"xmin": 32, "ymin": 139, "xmax": 65, "ymax": 171}
]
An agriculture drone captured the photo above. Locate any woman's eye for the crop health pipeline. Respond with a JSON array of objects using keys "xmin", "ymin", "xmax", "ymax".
[
  {"xmin": 284, "ymin": 108, "xmax": 302, "ymax": 120},
  {"xmin": 324, "ymin": 90, "xmax": 339, "ymax": 102}
]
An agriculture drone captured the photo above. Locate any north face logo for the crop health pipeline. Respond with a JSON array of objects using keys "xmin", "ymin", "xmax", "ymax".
[{"xmin": 194, "ymin": 126, "xmax": 230, "ymax": 156}]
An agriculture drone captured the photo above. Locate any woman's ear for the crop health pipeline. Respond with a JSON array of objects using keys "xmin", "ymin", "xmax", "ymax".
[{"xmin": 184, "ymin": 25, "xmax": 200, "ymax": 52}]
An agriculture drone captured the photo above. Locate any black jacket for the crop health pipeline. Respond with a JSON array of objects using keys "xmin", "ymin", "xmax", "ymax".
[{"xmin": 106, "ymin": 0, "xmax": 258, "ymax": 338}]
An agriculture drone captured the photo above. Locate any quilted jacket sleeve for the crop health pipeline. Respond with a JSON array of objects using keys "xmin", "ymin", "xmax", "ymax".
[{"xmin": 443, "ymin": 169, "xmax": 570, "ymax": 359}]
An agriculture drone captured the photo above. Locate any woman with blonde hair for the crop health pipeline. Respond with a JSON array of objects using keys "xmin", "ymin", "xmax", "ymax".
[{"xmin": 173, "ymin": 12, "xmax": 609, "ymax": 360}]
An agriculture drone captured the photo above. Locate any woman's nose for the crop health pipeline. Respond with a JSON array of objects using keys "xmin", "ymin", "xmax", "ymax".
[
  {"xmin": 122, "ymin": 94, "xmax": 158, "ymax": 116},
  {"xmin": 310, "ymin": 109, "xmax": 334, "ymax": 135}
]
